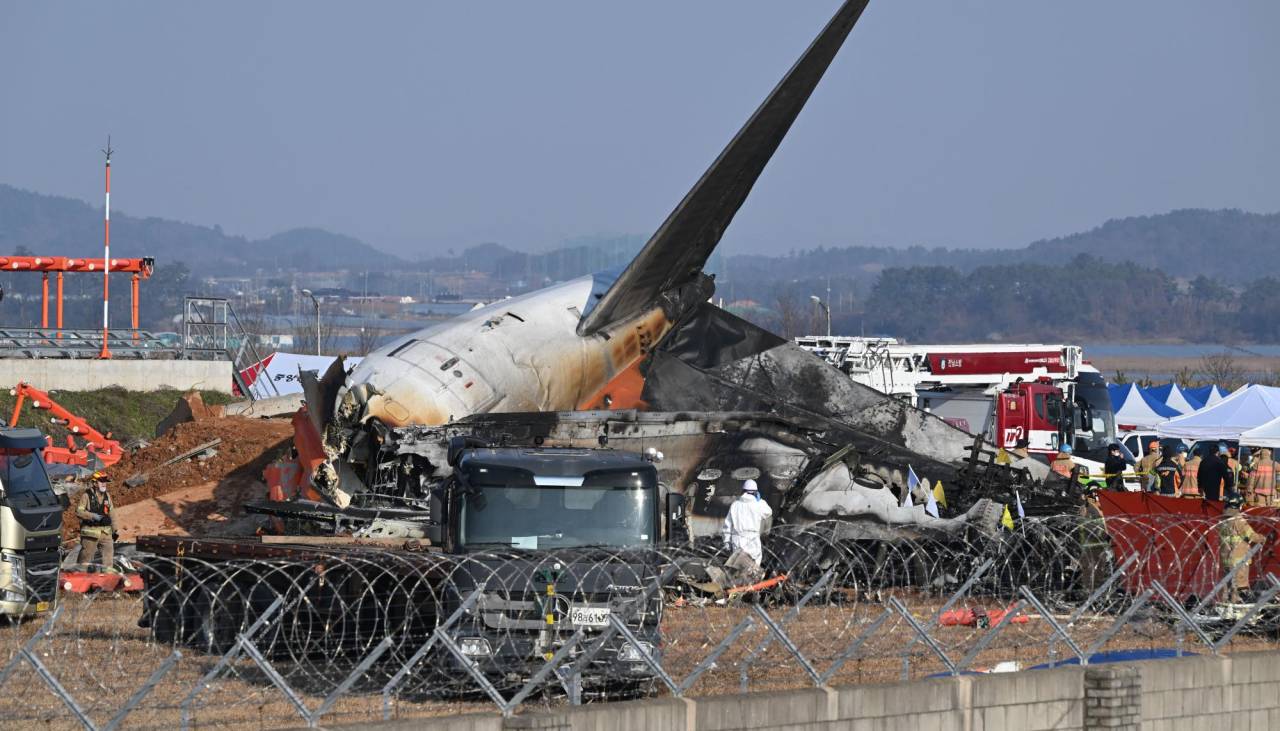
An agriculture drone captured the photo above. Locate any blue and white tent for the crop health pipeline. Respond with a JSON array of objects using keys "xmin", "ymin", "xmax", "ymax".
[
  {"xmin": 1158, "ymin": 385, "xmax": 1280, "ymax": 440},
  {"xmin": 1143, "ymin": 383, "xmax": 1205, "ymax": 414},
  {"xmin": 1109, "ymin": 383, "xmax": 1182, "ymax": 429},
  {"xmin": 1186, "ymin": 384, "xmax": 1231, "ymax": 408}
]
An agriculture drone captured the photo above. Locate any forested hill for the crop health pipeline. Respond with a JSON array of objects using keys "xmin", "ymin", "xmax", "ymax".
[
  {"xmin": 725, "ymin": 209, "xmax": 1280, "ymax": 288},
  {"xmin": 1016, "ymin": 209, "xmax": 1280, "ymax": 279},
  {"xmin": 0, "ymin": 184, "xmax": 406, "ymax": 275}
]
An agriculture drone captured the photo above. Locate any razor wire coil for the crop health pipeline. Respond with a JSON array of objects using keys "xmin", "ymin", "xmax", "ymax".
[{"xmin": 4, "ymin": 514, "xmax": 1280, "ymax": 729}]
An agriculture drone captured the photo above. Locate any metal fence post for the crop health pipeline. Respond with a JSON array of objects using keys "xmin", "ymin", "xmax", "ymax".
[
  {"xmin": 738, "ymin": 567, "xmax": 834, "ymax": 691},
  {"xmin": 380, "ymin": 586, "xmax": 487, "ymax": 719},
  {"xmin": 180, "ymin": 594, "xmax": 289, "ymax": 730}
]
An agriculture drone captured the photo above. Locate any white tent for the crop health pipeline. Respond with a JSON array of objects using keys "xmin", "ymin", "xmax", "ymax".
[
  {"xmin": 1241, "ymin": 416, "xmax": 1280, "ymax": 448},
  {"xmin": 1186, "ymin": 384, "xmax": 1231, "ymax": 407},
  {"xmin": 1143, "ymin": 383, "xmax": 1204, "ymax": 414},
  {"xmin": 1157, "ymin": 384, "xmax": 1280, "ymax": 440},
  {"xmin": 1110, "ymin": 383, "xmax": 1181, "ymax": 429}
]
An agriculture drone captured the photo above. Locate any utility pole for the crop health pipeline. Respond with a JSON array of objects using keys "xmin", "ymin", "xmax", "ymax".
[
  {"xmin": 302, "ymin": 288, "xmax": 321, "ymax": 356},
  {"xmin": 98, "ymin": 137, "xmax": 113, "ymax": 359}
]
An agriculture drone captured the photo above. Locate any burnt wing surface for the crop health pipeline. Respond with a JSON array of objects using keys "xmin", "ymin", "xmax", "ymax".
[
  {"xmin": 640, "ymin": 304, "xmax": 1052, "ymax": 480},
  {"xmin": 577, "ymin": 0, "xmax": 870, "ymax": 335}
]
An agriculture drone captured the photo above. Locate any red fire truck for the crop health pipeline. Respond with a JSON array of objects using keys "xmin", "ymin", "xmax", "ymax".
[{"xmin": 793, "ymin": 337, "xmax": 1119, "ymax": 464}]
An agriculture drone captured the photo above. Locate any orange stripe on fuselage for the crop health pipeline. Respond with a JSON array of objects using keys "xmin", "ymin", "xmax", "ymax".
[{"xmin": 578, "ymin": 359, "xmax": 648, "ymax": 410}]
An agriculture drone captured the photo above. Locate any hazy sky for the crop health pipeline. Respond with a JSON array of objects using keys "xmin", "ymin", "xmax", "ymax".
[{"xmin": 3, "ymin": 1, "xmax": 1277, "ymax": 258}]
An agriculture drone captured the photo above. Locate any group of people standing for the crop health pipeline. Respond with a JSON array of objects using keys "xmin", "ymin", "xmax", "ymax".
[
  {"xmin": 1092, "ymin": 439, "xmax": 1277, "ymax": 603},
  {"xmin": 1097, "ymin": 439, "xmax": 1278, "ymax": 505}
]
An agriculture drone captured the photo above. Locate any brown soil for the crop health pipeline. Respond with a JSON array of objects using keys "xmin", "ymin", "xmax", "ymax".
[
  {"xmin": 4, "ymin": 592, "xmax": 1278, "ymax": 729},
  {"xmin": 62, "ymin": 417, "xmax": 294, "ymax": 540},
  {"xmin": 111, "ymin": 480, "xmax": 268, "ymax": 542}
]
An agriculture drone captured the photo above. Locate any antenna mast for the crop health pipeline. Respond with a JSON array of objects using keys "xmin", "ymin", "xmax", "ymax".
[{"xmin": 98, "ymin": 137, "xmax": 113, "ymax": 359}]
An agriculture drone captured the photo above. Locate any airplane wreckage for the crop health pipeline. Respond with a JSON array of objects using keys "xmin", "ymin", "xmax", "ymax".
[
  {"xmin": 136, "ymin": 4, "xmax": 1111, "ymax": 684},
  {"xmin": 253, "ymin": 0, "xmax": 1076, "ymax": 550}
]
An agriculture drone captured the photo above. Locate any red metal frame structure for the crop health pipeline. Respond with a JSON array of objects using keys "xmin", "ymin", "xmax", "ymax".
[
  {"xmin": 0, "ymin": 255, "xmax": 154, "ymax": 348},
  {"xmin": 7, "ymin": 382, "xmax": 124, "ymax": 467}
]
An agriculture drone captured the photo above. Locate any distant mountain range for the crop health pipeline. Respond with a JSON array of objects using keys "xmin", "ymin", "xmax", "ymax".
[
  {"xmin": 725, "ymin": 209, "xmax": 1280, "ymax": 291},
  {"xmin": 1, "ymin": 183, "xmax": 1275, "ymax": 284},
  {"xmin": 0, "ymin": 184, "xmax": 407, "ymax": 275}
]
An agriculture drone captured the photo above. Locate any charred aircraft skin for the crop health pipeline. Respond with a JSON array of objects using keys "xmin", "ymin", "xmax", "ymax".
[
  {"xmin": 301, "ymin": 1, "xmax": 1057, "ymax": 527},
  {"xmin": 287, "ymin": 410, "xmax": 1067, "ymax": 546},
  {"xmin": 306, "ymin": 1, "xmax": 870, "ymax": 497}
]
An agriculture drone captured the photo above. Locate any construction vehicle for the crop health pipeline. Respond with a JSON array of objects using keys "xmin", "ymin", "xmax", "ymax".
[
  {"xmin": 8, "ymin": 382, "xmax": 124, "ymax": 469},
  {"xmin": 794, "ymin": 338, "xmax": 1118, "ymax": 464},
  {"xmin": 139, "ymin": 438, "xmax": 683, "ymax": 692},
  {"xmin": 0, "ymin": 428, "xmax": 66, "ymax": 618}
]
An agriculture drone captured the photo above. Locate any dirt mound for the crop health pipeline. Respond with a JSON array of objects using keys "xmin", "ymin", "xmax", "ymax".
[{"xmin": 63, "ymin": 416, "xmax": 294, "ymax": 539}]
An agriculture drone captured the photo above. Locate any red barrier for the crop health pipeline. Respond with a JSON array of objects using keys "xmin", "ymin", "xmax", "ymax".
[{"xmin": 1098, "ymin": 492, "xmax": 1280, "ymax": 601}]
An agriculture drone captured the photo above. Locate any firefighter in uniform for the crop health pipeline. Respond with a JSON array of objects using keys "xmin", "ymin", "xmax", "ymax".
[
  {"xmin": 1137, "ymin": 440, "xmax": 1162, "ymax": 492},
  {"xmin": 75, "ymin": 471, "xmax": 119, "ymax": 573},
  {"xmin": 1228, "ymin": 448, "xmax": 1244, "ymax": 497},
  {"xmin": 1155, "ymin": 450, "xmax": 1182, "ymax": 497},
  {"xmin": 1217, "ymin": 494, "xmax": 1265, "ymax": 603},
  {"xmin": 1077, "ymin": 482, "xmax": 1110, "ymax": 596},
  {"xmin": 1050, "ymin": 444, "xmax": 1076, "ymax": 479},
  {"xmin": 1171, "ymin": 444, "xmax": 1189, "ymax": 496},
  {"xmin": 1182, "ymin": 448, "xmax": 1203, "ymax": 499},
  {"xmin": 1245, "ymin": 448, "xmax": 1276, "ymax": 507}
]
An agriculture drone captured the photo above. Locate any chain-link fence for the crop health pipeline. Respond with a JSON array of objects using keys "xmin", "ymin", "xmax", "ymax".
[{"xmin": 4, "ymin": 514, "xmax": 1280, "ymax": 730}]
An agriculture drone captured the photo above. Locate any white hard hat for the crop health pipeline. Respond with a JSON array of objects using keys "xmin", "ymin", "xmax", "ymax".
[{"xmin": 742, "ymin": 479, "xmax": 759, "ymax": 493}]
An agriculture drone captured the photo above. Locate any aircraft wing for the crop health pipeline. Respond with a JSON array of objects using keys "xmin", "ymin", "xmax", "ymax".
[{"xmin": 576, "ymin": 0, "xmax": 870, "ymax": 336}]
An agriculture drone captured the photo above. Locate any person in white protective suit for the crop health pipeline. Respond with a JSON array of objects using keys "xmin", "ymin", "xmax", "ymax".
[{"xmin": 721, "ymin": 479, "xmax": 774, "ymax": 575}]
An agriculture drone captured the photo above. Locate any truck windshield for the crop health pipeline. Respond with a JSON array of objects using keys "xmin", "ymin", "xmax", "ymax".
[
  {"xmin": 0, "ymin": 449, "xmax": 52, "ymax": 496},
  {"xmin": 459, "ymin": 484, "xmax": 655, "ymax": 550},
  {"xmin": 1073, "ymin": 380, "xmax": 1118, "ymax": 454}
]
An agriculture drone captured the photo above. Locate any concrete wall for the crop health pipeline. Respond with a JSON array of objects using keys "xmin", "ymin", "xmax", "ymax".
[
  {"xmin": 0, "ymin": 359, "xmax": 233, "ymax": 393},
  {"xmin": 1142, "ymin": 652, "xmax": 1280, "ymax": 730},
  {"xmin": 340, "ymin": 650, "xmax": 1280, "ymax": 731}
]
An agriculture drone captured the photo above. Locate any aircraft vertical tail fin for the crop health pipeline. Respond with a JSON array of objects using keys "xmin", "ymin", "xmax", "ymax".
[{"xmin": 577, "ymin": 0, "xmax": 870, "ymax": 335}]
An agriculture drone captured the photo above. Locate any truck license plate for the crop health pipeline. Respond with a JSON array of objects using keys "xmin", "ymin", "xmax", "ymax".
[
  {"xmin": 35, "ymin": 602, "xmax": 49, "ymax": 612},
  {"xmin": 569, "ymin": 606, "xmax": 610, "ymax": 627}
]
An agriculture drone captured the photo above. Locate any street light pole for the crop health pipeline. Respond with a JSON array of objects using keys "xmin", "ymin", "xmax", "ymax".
[
  {"xmin": 809, "ymin": 294, "xmax": 831, "ymax": 337},
  {"xmin": 301, "ymin": 288, "xmax": 320, "ymax": 355}
]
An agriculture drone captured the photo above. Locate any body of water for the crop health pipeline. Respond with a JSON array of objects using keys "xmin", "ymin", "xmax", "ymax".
[{"xmin": 1083, "ymin": 343, "xmax": 1280, "ymax": 358}]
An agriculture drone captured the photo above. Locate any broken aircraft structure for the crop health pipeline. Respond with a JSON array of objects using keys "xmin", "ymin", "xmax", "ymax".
[{"xmin": 279, "ymin": 0, "xmax": 1059, "ymax": 543}]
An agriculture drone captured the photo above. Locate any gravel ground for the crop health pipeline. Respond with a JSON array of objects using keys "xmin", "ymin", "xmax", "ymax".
[{"xmin": 2, "ymin": 589, "xmax": 1276, "ymax": 730}]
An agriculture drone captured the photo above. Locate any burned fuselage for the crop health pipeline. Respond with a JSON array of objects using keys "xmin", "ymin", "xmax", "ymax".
[{"xmin": 303, "ymin": 410, "xmax": 1058, "ymax": 545}]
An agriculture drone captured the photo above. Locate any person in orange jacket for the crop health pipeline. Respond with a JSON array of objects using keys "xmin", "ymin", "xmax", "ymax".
[
  {"xmin": 1050, "ymin": 444, "xmax": 1076, "ymax": 479},
  {"xmin": 1245, "ymin": 447, "xmax": 1277, "ymax": 507}
]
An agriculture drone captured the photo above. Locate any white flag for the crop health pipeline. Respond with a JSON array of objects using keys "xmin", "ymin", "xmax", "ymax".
[{"xmin": 904, "ymin": 465, "xmax": 919, "ymax": 509}]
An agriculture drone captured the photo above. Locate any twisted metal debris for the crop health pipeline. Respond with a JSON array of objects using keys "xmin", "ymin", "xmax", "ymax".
[{"xmin": 4, "ymin": 514, "xmax": 1280, "ymax": 729}]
